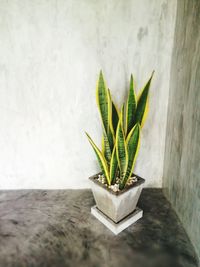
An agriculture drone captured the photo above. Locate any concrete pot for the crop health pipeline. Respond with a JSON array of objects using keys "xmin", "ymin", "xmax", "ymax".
[{"xmin": 89, "ymin": 173, "xmax": 145, "ymax": 223}]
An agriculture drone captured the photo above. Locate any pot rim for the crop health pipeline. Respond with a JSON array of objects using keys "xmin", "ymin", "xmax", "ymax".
[{"xmin": 89, "ymin": 172, "xmax": 145, "ymax": 196}]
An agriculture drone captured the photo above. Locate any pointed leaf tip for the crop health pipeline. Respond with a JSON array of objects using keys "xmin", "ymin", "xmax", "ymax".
[{"xmin": 151, "ymin": 70, "xmax": 155, "ymax": 78}]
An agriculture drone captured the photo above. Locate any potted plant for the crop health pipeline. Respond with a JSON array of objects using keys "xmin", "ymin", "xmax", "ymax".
[{"xmin": 86, "ymin": 70, "xmax": 154, "ymax": 232}]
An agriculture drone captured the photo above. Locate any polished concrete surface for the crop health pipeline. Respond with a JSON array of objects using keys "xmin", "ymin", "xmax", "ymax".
[{"xmin": 0, "ymin": 189, "xmax": 198, "ymax": 267}]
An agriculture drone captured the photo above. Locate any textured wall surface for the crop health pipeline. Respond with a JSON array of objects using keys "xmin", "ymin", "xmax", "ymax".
[
  {"xmin": 163, "ymin": 0, "xmax": 200, "ymax": 260},
  {"xmin": 0, "ymin": 0, "xmax": 176, "ymax": 188}
]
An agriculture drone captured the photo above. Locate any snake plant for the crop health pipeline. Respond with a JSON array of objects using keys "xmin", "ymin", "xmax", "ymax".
[{"xmin": 86, "ymin": 70, "xmax": 154, "ymax": 190}]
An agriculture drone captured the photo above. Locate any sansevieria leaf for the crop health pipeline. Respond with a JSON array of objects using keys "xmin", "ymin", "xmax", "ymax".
[
  {"xmin": 116, "ymin": 115, "xmax": 128, "ymax": 178},
  {"xmin": 102, "ymin": 131, "xmax": 112, "ymax": 163},
  {"xmin": 107, "ymin": 128, "xmax": 114, "ymax": 152},
  {"xmin": 134, "ymin": 71, "xmax": 154, "ymax": 127},
  {"xmin": 86, "ymin": 70, "xmax": 154, "ymax": 188},
  {"xmin": 96, "ymin": 71, "xmax": 110, "ymax": 133},
  {"xmin": 110, "ymin": 146, "xmax": 118, "ymax": 184},
  {"xmin": 112, "ymin": 102, "xmax": 119, "ymax": 134},
  {"xmin": 107, "ymin": 89, "xmax": 114, "ymax": 133},
  {"xmin": 101, "ymin": 135, "xmax": 105, "ymax": 155},
  {"xmin": 108, "ymin": 88, "xmax": 119, "ymax": 135},
  {"xmin": 121, "ymin": 103, "xmax": 125, "ymax": 133},
  {"xmin": 126, "ymin": 74, "xmax": 137, "ymax": 136},
  {"xmin": 102, "ymin": 127, "xmax": 114, "ymax": 160},
  {"xmin": 107, "ymin": 89, "xmax": 115, "ymax": 151},
  {"xmin": 120, "ymin": 123, "xmax": 140, "ymax": 189},
  {"xmin": 86, "ymin": 132, "xmax": 110, "ymax": 185}
]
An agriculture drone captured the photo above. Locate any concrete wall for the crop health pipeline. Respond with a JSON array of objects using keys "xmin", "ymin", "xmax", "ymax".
[
  {"xmin": 0, "ymin": 0, "xmax": 176, "ymax": 189},
  {"xmin": 163, "ymin": 0, "xmax": 200, "ymax": 260}
]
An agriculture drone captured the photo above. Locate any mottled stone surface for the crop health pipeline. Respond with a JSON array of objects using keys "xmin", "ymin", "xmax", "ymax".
[
  {"xmin": 0, "ymin": 189, "xmax": 198, "ymax": 267},
  {"xmin": 163, "ymin": 0, "xmax": 200, "ymax": 261}
]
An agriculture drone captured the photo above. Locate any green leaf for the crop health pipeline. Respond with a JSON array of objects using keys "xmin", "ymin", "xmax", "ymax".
[
  {"xmin": 97, "ymin": 86, "xmax": 114, "ymax": 161},
  {"xmin": 126, "ymin": 74, "xmax": 137, "ymax": 135},
  {"xmin": 121, "ymin": 103, "xmax": 125, "ymax": 133},
  {"xmin": 112, "ymin": 101, "xmax": 119, "ymax": 134},
  {"xmin": 102, "ymin": 131, "xmax": 112, "ymax": 163},
  {"xmin": 96, "ymin": 71, "xmax": 110, "ymax": 133},
  {"xmin": 120, "ymin": 123, "xmax": 140, "ymax": 189},
  {"xmin": 86, "ymin": 132, "xmax": 110, "ymax": 185},
  {"xmin": 108, "ymin": 88, "xmax": 118, "ymax": 136},
  {"xmin": 110, "ymin": 146, "xmax": 118, "ymax": 184},
  {"xmin": 116, "ymin": 114, "xmax": 128, "ymax": 178},
  {"xmin": 107, "ymin": 127, "xmax": 114, "ymax": 151},
  {"xmin": 134, "ymin": 71, "xmax": 154, "ymax": 127},
  {"xmin": 107, "ymin": 89, "xmax": 115, "ymax": 151}
]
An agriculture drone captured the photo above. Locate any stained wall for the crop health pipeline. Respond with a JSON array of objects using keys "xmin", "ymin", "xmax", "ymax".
[
  {"xmin": 0, "ymin": 0, "xmax": 176, "ymax": 188},
  {"xmin": 163, "ymin": 0, "xmax": 200, "ymax": 259}
]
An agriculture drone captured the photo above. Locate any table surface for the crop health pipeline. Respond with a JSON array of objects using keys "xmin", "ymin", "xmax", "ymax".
[{"xmin": 0, "ymin": 189, "xmax": 198, "ymax": 267}]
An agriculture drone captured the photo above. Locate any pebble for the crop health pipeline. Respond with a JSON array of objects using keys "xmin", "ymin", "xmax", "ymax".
[
  {"xmin": 109, "ymin": 184, "xmax": 119, "ymax": 192},
  {"xmin": 97, "ymin": 174, "xmax": 138, "ymax": 191},
  {"xmin": 97, "ymin": 174, "xmax": 106, "ymax": 184}
]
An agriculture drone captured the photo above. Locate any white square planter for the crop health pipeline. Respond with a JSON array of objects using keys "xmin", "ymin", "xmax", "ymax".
[
  {"xmin": 91, "ymin": 205, "xmax": 143, "ymax": 235},
  {"xmin": 89, "ymin": 173, "xmax": 145, "ymax": 224}
]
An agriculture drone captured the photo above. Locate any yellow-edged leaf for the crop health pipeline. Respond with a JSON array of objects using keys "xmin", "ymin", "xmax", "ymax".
[
  {"xmin": 116, "ymin": 114, "xmax": 128, "ymax": 178},
  {"xmin": 112, "ymin": 101, "xmax": 119, "ymax": 134},
  {"xmin": 121, "ymin": 103, "xmax": 125, "ymax": 133},
  {"xmin": 96, "ymin": 71, "xmax": 110, "ymax": 133},
  {"xmin": 110, "ymin": 146, "xmax": 118, "ymax": 184},
  {"xmin": 126, "ymin": 74, "xmax": 137, "ymax": 135},
  {"xmin": 103, "ymin": 131, "xmax": 112, "ymax": 163},
  {"xmin": 134, "ymin": 71, "xmax": 154, "ymax": 127},
  {"xmin": 101, "ymin": 135, "xmax": 105, "ymax": 155},
  {"xmin": 107, "ymin": 89, "xmax": 114, "ymax": 136},
  {"xmin": 108, "ymin": 89, "xmax": 119, "ymax": 134},
  {"xmin": 86, "ymin": 132, "xmax": 110, "ymax": 185},
  {"xmin": 119, "ymin": 123, "xmax": 140, "ymax": 189},
  {"xmin": 107, "ymin": 89, "xmax": 115, "ymax": 152}
]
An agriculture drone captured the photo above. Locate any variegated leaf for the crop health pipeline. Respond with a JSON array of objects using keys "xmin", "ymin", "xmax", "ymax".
[
  {"xmin": 110, "ymin": 146, "xmax": 118, "ymax": 184},
  {"xmin": 120, "ymin": 123, "xmax": 140, "ymax": 189},
  {"xmin": 86, "ymin": 132, "xmax": 110, "ymax": 185},
  {"xmin": 96, "ymin": 71, "xmax": 110, "ymax": 133},
  {"xmin": 116, "ymin": 115, "xmax": 128, "ymax": 178},
  {"xmin": 126, "ymin": 74, "xmax": 137, "ymax": 135},
  {"xmin": 134, "ymin": 71, "xmax": 154, "ymax": 127}
]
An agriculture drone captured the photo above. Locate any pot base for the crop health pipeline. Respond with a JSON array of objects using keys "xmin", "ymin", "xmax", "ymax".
[{"xmin": 91, "ymin": 205, "xmax": 143, "ymax": 235}]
